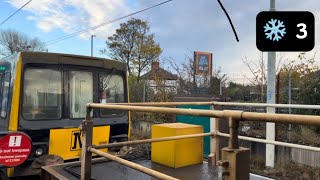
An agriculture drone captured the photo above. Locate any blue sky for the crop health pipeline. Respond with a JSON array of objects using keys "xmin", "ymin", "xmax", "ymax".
[{"xmin": 1, "ymin": 0, "xmax": 320, "ymax": 83}]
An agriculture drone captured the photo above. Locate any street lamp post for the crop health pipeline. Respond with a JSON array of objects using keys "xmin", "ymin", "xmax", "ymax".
[
  {"xmin": 91, "ymin": 35, "xmax": 96, "ymax": 57},
  {"xmin": 288, "ymin": 69, "xmax": 293, "ymax": 141},
  {"xmin": 219, "ymin": 74, "xmax": 227, "ymax": 96},
  {"xmin": 288, "ymin": 69, "xmax": 293, "ymax": 115}
]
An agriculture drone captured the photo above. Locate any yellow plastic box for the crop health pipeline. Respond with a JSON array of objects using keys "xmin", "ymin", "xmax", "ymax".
[{"xmin": 151, "ymin": 123, "xmax": 203, "ymax": 168}]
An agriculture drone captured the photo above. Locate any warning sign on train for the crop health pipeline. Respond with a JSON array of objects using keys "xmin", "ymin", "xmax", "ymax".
[{"xmin": 0, "ymin": 132, "xmax": 32, "ymax": 167}]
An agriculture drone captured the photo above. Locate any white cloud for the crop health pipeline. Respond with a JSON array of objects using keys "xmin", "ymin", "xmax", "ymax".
[
  {"xmin": 134, "ymin": 0, "xmax": 320, "ymax": 80},
  {"xmin": 7, "ymin": 0, "xmax": 130, "ymax": 39},
  {"xmin": 6, "ymin": 0, "xmax": 320, "ymax": 82}
]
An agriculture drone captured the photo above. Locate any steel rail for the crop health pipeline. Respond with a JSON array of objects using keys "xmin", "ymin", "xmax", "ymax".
[
  {"xmin": 109, "ymin": 101, "xmax": 214, "ymax": 106},
  {"xmin": 92, "ymin": 132, "xmax": 214, "ymax": 149},
  {"xmin": 240, "ymin": 111, "xmax": 320, "ymax": 126},
  {"xmin": 90, "ymin": 148, "xmax": 179, "ymax": 180},
  {"xmin": 81, "ymin": 102, "xmax": 320, "ymax": 180},
  {"xmin": 217, "ymin": 132, "xmax": 320, "ymax": 152},
  {"xmin": 108, "ymin": 101, "xmax": 320, "ymax": 110},
  {"xmin": 212, "ymin": 101, "xmax": 320, "ymax": 109},
  {"xmin": 87, "ymin": 103, "xmax": 320, "ymax": 126},
  {"xmin": 91, "ymin": 130, "xmax": 320, "ymax": 152},
  {"xmin": 87, "ymin": 103, "xmax": 224, "ymax": 117}
]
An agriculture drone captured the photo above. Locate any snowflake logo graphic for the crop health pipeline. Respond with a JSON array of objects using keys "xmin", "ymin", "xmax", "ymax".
[{"xmin": 264, "ymin": 19, "xmax": 286, "ymax": 41}]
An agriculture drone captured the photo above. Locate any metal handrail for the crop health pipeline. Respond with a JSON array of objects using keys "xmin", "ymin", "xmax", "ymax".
[
  {"xmin": 217, "ymin": 132, "xmax": 320, "ymax": 152},
  {"xmin": 212, "ymin": 101, "xmax": 320, "ymax": 110},
  {"xmin": 87, "ymin": 103, "xmax": 320, "ymax": 126},
  {"xmin": 109, "ymin": 101, "xmax": 320, "ymax": 110},
  {"xmin": 109, "ymin": 101, "xmax": 214, "ymax": 106},
  {"xmin": 91, "ymin": 132, "xmax": 215, "ymax": 149},
  {"xmin": 91, "ymin": 131, "xmax": 320, "ymax": 152},
  {"xmin": 80, "ymin": 102, "xmax": 320, "ymax": 180}
]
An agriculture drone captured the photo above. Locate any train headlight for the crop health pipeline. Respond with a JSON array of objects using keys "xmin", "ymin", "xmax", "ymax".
[{"xmin": 35, "ymin": 148, "xmax": 44, "ymax": 156}]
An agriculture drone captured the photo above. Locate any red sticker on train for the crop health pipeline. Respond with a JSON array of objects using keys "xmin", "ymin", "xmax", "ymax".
[{"xmin": 0, "ymin": 132, "xmax": 32, "ymax": 167}]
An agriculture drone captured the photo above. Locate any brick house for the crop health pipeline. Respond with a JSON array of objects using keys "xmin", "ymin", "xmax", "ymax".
[{"xmin": 141, "ymin": 62, "xmax": 178, "ymax": 94}]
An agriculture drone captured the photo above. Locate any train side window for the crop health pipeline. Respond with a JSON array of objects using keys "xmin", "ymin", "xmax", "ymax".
[
  {"xmin": 0, "ymin": 73, "xmax": 10, "ymax": 118},
  {"xmin": 22, "ymin": 69, "xmax": 62, "ymax": 120},
  {"xmin": 69, "ymin": 71, "xmax": 93, "ymax": 118},
  {"xmin": 99, "ymin": 74, "xmax": 124, "ymax": 116},
  {"xmin": 0, "ymin": 74, "xmax": 3, "ymax": 110}
]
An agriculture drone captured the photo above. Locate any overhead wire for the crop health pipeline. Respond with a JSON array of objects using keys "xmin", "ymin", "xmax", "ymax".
[
  {"xmin": 216, "ymin": 0, "xmax": 239, "ymax": 42},
  {"xmin": 0, "ymin": 0, "xmax": 32, "ymax": 26},
  {"xmin": 45, "ymin": 0, "xmax": 172, "ymax": 46},
  {"xmin": 45, "ymin": 0, "xmax": 239, "ymax": 46}
]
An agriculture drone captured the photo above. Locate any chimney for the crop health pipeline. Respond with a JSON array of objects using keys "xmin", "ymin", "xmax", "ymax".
[{"xmin": 152, "ymin": 61, "xmax": 159, "ymax": 70}]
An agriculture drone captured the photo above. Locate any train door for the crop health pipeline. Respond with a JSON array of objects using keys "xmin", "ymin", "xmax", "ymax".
[{"xmin": 69, "ymin": 71, "xmax": 93, "ymax": 118}]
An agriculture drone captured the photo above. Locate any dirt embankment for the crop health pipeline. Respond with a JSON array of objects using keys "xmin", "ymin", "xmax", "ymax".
[{"xmin": 250, "ymin": 156, "xmax": 320, "ymax": 180}]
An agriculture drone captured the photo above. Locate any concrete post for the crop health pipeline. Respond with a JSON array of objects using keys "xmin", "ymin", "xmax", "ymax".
[
  {"xmin": 209, "ymin": 105, "xmax": 220, "ymax": 166},
  {"xmin": 266, "ymin": 0, "xmax": 276, "ymax": 168}
]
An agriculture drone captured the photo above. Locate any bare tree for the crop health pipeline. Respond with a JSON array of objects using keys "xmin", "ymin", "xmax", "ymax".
[
  {"xmin": 0, "ymin": 29, "xmax": 46, "ymax": 57},
  {"xmin": 242, "ymin": 52, "xmax": 285, "ymax": 102},
  {"xmin": 165, "ymin": 57, "xmax": 186, "ymax": 93},
  {"xmin": 242, "ymin": 54, "xmax": 266, "ymax": 102},
  {"xmin": 166, "ymin": 53, "xmax": 197, "ymax": 94},
  {"xmin": 212, "ymin": 66, "xmax": 228, "ymax": 96},
  {"xmin": 166, "ymin": 52, "xmax": 228, "ymax": 95}
]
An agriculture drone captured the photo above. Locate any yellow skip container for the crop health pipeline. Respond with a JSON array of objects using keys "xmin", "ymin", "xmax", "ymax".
[{"xmin": 151, "ymin": 123, "xmax": 203, "ymax": 168}]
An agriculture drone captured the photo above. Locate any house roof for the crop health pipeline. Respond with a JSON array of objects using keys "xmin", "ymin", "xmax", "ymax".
[{"xmin": 141, "ymin": 67, "xmax": 178, "ymax": 80}]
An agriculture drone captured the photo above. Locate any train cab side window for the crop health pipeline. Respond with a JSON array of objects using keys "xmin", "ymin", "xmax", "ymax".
[
  {"xmin": 0, "ymin": 73, "xmax": 10, "ymax": 118},
  {"xmin": 69, "ymin": 71, "xmax": 93, "ymax": 118},
  {"xmin": 22, "ymin": 69, "xmax": 62, "ymax": 120},
  {"xmin": 99, "ymin": 74, "xmax": 125, "ymax": 116},
  {"xmin": 0, "ymin": 74, "xmax": 4, "ymax": 114}
]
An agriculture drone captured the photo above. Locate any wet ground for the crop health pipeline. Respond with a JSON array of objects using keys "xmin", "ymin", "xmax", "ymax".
[
  {"xmin": 43, "ymin": 158, "xmax": 274, "ymax": 180},
  {"xmin": 48, "ymin": 159, "xmax": 220, "ymax": 180}
]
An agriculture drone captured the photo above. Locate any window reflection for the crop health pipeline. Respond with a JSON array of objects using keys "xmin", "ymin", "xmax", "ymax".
[
  {"xmin": 69, "ymin": 71, "xmax": 93, "ymax": 118},
  {"xmin": 99, "ymin": 74, "xmax": 124, "ymax": 116},
  {"xmin": 23, "ymin": 69, "xmax": 62, "ymax": 120},
  {"xmin": 0, "ymin": 73, "xmax": 10, "ymax": 118}
]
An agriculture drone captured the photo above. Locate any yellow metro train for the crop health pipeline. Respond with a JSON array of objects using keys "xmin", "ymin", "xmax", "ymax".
[{"xmin": 0, "ymin": 52, "xmax": 130, "ymax": 178}]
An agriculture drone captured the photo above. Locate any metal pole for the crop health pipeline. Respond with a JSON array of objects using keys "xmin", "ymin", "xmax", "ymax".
[
  {"xmin": 228, "ymin": 118, "xmax": 239, "ymax": 149},
  {"xmin": 288, "ymin": 70, "xmax": 292, "ymax": 123},
  {"xmin": 212, "ymin": 101, "xmax": 320, "ymax": 109},
  {"xmin": 220, "ymin": 81, "xmax": 222, "ymax": 96},
  {"xmin": 210, "ymin": 106, "xmax": 220, "ymax": 166},
  {"xmin": 80, "ymin": 108, "xmax": 93, "ymax": 180},
  {"xmin": 221, "ymin": 115, "xmax": 249, "ymax": 180},
  {"xmin": 288, "ymin": 69, "xmax": 293, "ymax": 141},
  {"xmin": 218, "ymin": 132, "xmax": 320, "ymax": 152},
  {"xmin": 288, "ymin": 71, "xmax": 292, "ymax": 114},
  {"xmin": 86, "ymin": 103, "xmax": 320, "ymax": 126},
  {"xmin": 87, "ymin": 103, "xmax": 224, "ymax": 118},
  {"xmin": 93, "ymin": 132, "xmax": 215, "ymax": 149},
  {"xmin": 276, "ymin": 72, "xmax": 280, "ymax": 113},
  {"xmin": 110, "ymin": 101, "xmax": 216, "ymax": 106},
  {"xmin": 90, "ymin": 149, "xmax": 179, "ymax": 180},
  {"xmin": 91, "ymin": 130, "xmax": 320, "ymax": 153},
  {"xmin": 261, "ymin": 52, "xmax": 265, "ymax": 103},
  {"xmin": 143, "ymin": 83, "xmax": 146, "ymax": 102},
  {"xmin": 91, "ymin": 35, "xmax": 95, "ymax": 57},
  {"xmin": 219, "ymin": 74, "xmax": 227, "ymax": 96},
  {"xmin": 110, "ymin": 101, "xmax": 320, "ymax": 110},
  {"xmin": 266, "ymin": 0, "xmax": 276, "ymax": 168}
]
